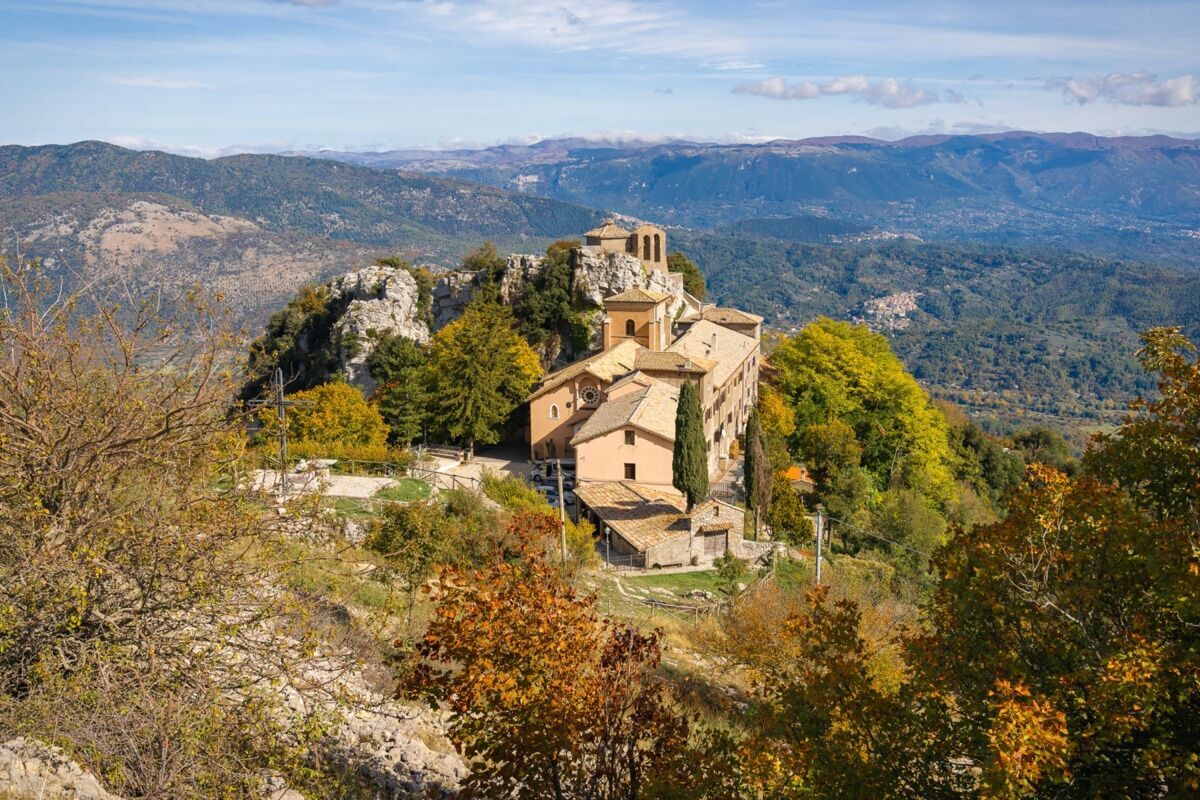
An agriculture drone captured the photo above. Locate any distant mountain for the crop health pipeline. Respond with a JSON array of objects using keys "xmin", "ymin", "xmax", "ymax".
[
  {"xmin": 0, "ymin": 141, "xmax": 606, "ymax": 315},
  {"xmin": 0, "ymin": 141, "xmax": 604, "ymax": 252},
  {"xmin": 307, "ymin": 132, "xmax": 1200, "ymax": 268}
]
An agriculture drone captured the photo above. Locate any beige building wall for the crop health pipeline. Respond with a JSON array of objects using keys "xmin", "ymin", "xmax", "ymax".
[
  {"xmin": 575, "ymin": 427, "xmax": 675, "ymax": 488},
  {"xmin": 529, "ymin": 375, "xmax": 604, "ymax": 460},
  {"xmin": 630, "ymin": 224, "xmax": 667, "ymax": 271},
  {"xmin": 601, "ymin": 301, "xmax": 671, "ymax": 351},
  {"xmin": 699, "ymin": 350, "xmax": 761, "ymax": 475}
]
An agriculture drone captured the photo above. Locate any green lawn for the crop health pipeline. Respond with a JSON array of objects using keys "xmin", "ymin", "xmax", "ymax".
[
  {"xmin": 623, "ymin": 569, "xmax": 728, "ymax": 597},
  {"xmin": 374, "ymin": 478, "xmax": 432, "ymax": 503}
]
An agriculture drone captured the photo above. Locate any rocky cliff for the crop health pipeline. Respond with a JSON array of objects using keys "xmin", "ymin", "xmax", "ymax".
[{"xmin": 320, "ymin": 247, "xmax": 697, "ymax": 392}]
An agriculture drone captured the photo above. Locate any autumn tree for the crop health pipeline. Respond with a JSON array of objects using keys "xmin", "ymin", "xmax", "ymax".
[
  {"xmin": 407, "ymin": 515, "xmax": 689, "ymax": 799},
  {"xmin": 672, "ymin": 380, "xmax": 709, "ymax": 510},
  {"xmin": 0, "ymin": 256, "xmax": 342, "ymax": 795},
  {"xmin": 257, "ymin": 380, "xmax": 389, "ymax": 459},
  {"xmin": 772, "ymin": 318, "xmax": 956, "ymax": 505},
  {"xmin": 424, "ymin": 290, "xmax": 543, "ymax": 455}
]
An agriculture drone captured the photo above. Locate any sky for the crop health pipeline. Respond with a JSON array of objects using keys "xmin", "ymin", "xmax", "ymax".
[{"xmin": 2, "ymin": 0, "xmax": 1199, "ymax": 155}]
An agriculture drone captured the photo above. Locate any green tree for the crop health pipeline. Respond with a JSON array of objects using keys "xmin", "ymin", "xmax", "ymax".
[
  {"xmin": 767, "ymin": 475, "xmax": 814, "ymax": 547},
  {"xmin": 425, "ymin": 291, "xmax": 543, "ymax": 455},
  {"xmin": 743, "ymin": 406, "xmax": 772, "ymax": 540},
  {"xmin": 1011, "ymin": 426, "xmax": 1079, "ymax": 476},
  {"xmin": 714, "ymin": 553, "xmax": 749, "ymax": 600},
  {"xmin": 366, "ymin": 500, "xmax": 446, "ymax": 626},
  {"xmin": 241, "ymin": 284, "xmax": 341, "ymax": 400},
  {"xmin": 672, "ymin": 381, "xmax": 709, "ymax": 511},
  {"xmin": 667, "ymin": 251, "xmax": 706, "ymax": 300},
  {"xmin": 462, "ymin": 240, "xmax": 508, "ymax": 283},
  {"xmin": 368, "ymin": 333, "xmax": 429, "ymax": 446},
  {"xmin": 798, "ymin": 419, "xmax": 871, "ymax": 522}
]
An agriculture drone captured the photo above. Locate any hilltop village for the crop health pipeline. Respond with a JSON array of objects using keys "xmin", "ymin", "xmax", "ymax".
[{"xmin": 529, "ymin": 220, "xmax": 766, "ymax": 567}]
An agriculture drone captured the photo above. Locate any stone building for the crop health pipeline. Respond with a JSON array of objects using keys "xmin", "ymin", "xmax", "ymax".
[
  {"xmin": 574, "ymin": 482, "xmax": 745, "ymax": 568},
  {"xmin": 584, "ymin": 219, "xmax": 668, "ymax": 272}
]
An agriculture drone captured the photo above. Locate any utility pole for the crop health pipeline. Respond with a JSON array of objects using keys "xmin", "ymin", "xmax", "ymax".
[
  {"xmin": 249, "ymin": 367, "xmax": 305, "ymax": 500},
  {"xmin": 556, "ymin": 458, "xmax": 567, "ymax": 564},
  {"xmin": 814, "ymin": 505, "xmax": 823, "ymax": 585}
]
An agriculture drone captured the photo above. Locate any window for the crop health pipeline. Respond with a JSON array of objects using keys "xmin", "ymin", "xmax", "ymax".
[
  {"xmin": 642, "ymin": 235, "xmax": 651, "ymax": 260},
  {"xmin": 625, "ymin": 319, "xmax": 636, "ymax": 337},
  {"xmin": 654, "ymin": 233, "xmax": 661, "ymax": 263},
  {"xmin": 580, "ymin": 385, "xmax": 601, "ymax": 405},
  {"xmin": 624, "ymin": 463, "xmax": 637, "ymax": 480},
  {"xmin": 549, "ymin": 404, "xmax": 560, "ymax": 420},
  {"xmin": 624, "ymin": 430, "xmax": 636, "ymax": 446}
]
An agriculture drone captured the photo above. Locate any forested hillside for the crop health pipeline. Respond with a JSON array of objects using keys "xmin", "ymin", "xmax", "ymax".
[
  {"xmin": 0, "ymin": 141, "xmax": 603, "ymax": 248},
  {"xmin": 678, "ymin": 230, "xmax": 1200, "ymax": 435}
]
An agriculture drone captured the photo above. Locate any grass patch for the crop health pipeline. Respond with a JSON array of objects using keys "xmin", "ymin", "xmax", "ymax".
[
  {"xmin": 374, "ymin": 478, "xmax": 432, "ymax": 503},
  {"xmin": 624, "ymin": 570, "xmax": 727, "ymax": 597}
]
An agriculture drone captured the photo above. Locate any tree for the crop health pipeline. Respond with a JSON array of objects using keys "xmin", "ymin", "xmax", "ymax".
[
  {"xmin": 366, "ymin": 500, "xmax": 447, "ymax": 627},
  {"xmin": 772, "ymin": 319, "xmax": 957, "ymax": 505},
  {"xmin": 798, "ymin": 419, "xmax": 870, "ymax": 522},
  {"xmin": 368, "ymin": 333, "xmax": 429, "ymax": 445},
  {"xmin": 757, "ymin": 386, "xmax": 795, "ymax": 474},
  {"xmin": 672, "ymin": 380, "xmax": 709, "ymax": 511},
  {"xmin": 0, "ymin": 257, "xmax": 341, "ymax": 795},
  {"xmin": 258, "ymin": 380, "xmax": 388, "ymax": 453},
  {"xmin": 1011, "ymin": 426, "xmax": 1078, "ymax": 476},
  {"xmin": 241, "ymin": 284, "xmax": 341, "ymax": 400},
  {"xmin": 462, "ymin": 240, "xmax": 508, "ymax": 283},
  {"xmin": 667, "ymin": 251, "xmax": 706, "ymax": 300},
  {"xmin": 407, "ymin": 519, "xmax": 689, "ymax": 799},
  {"xmin": 767, "ymin": 475, "xmax": 813, "ymax": 547},
  {"xmin": 424, "ymin": 291, "xmax": 543, "ymax": 455},
  {"xmin": 714, "ymin": 553, "xmax": 749, "ymax": 600},
  {"xmin": 744, "ymin": 328, "xmax": 1200, "ymax": 799},
  {"xmin": 743, "ymin": 406, "xmax": 772, "ymax": 539}
]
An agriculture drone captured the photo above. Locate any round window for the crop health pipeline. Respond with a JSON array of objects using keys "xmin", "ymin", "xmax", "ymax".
[{"xmin": 580, "ymin": 386, "xmax": 601, "ymax": 405}]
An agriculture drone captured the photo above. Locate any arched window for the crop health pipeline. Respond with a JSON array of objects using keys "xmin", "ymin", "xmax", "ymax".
[
  {"xmin": 654, "ymin": 234, "xmax": 661, "ymax": 263},
  {"xmin": 624, "ymin": 319, "xmax": 635, "ymax": 337},
  {"xmin": 642, "ymin": 235, "xmax": 651, "ymax": 261},
  {"xmin": 549, "ymin": 404, "xmax": 560, "ymax": 420}
]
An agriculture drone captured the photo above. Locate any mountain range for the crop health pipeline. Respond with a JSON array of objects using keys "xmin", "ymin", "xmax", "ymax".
[
  {"xmin": 2, "ymin": 136, "xmax": 1198, "ymax": 437},
  {"xmin": 301, "ymin": 132, "xmax": 1200, "ymax": 269}
]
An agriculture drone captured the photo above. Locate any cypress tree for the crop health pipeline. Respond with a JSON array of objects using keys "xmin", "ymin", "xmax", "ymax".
[
  {"xmin": 744, "ymin": 405, "xmax": 773, "ymax": 539},
  {"xmin": 672, "ymin": 380, "xmax": 709, "ymax": 511}
]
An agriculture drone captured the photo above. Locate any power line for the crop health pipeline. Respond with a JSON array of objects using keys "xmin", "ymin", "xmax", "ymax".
[{"xmin": 819, "ymin": 513, "xmax": 933, "ymax": 558}]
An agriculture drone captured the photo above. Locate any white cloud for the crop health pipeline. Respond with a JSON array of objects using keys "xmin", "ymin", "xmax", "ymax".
[
  {"xmin": 733, "ymin": 75, "xmax": 940, "ymax": 109},
  {"xmin": 1047, "ymin": 72, "xmax": 1198, "ymax": 107},
  {"xmin": 104, "ymin": 135, "xmax": 304, "ymax": 158},
  {"xmin": 268, "ymin": 0, "xmax": 338, "ymax": 6},
  {"xmin": 108, "ymin": 76, "xmax": 209, "ymax": 89},
  {"xmin": 410, "ymin": 0, "xmax": 742, "ymax": 58},
  {"xmin": 708, "ymin": 59, "xmax": 766, "ymax": 71}
]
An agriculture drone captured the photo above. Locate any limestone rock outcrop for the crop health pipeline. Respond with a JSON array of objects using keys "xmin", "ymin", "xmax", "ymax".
[
  {"xmin": 0, "ymin": 738, "xmax": 123, "ymax": 800},
  {"xmin": 321, "ymin": 247, "xmax": 699, "ymax": 394},
  {"xmin": 327, "ymin": 265, "xmax": 432, "ymax": 393}
]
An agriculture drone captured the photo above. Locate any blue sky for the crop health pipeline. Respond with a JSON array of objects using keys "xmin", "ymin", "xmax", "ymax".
[{"xmin": 2, "ymin": 0, "xmax": 1198, "ymax": 154}]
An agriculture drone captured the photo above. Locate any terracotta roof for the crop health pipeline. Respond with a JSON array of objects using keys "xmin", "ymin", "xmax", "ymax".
[
  {"xmin": 585, "ymin": 220, "xmax": 631, "ymax": 239},
  {"xmin": 575, "ymin": 482, "xmax": 689, "ymax": 551},
  {"xmin": 528, "ymin": 339, "xmax": 643, "ymax": 401},
  {"xmin": 632, "ymin": 222, "xmax": 664, "ymax": 232},
  {"xmin": 571, "ymin": 379, "xmax": 678, "ymax": 445},
  {"xmin": 634, "ymin": 350, "xmax": 714, "ymax": 374},
  {"xmin": 784, "ymin": 464, "xmax": 815, "ymax": 485},
  {"xmin": 605, "ymin": 287, "xmax": 671, "ymax": 305},
  {"xmin": 685, "ymin": 306, "xmax": 764, "ymax": 325},
  {"xmin": 667, "ymin": 319, "xmax": 759, "ymax": 387}
]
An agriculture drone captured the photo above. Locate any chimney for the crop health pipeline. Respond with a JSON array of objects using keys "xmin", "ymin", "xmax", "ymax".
[{"xmin": 706, "ymin": 331, "xmax": 717, "ymax": 356}]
